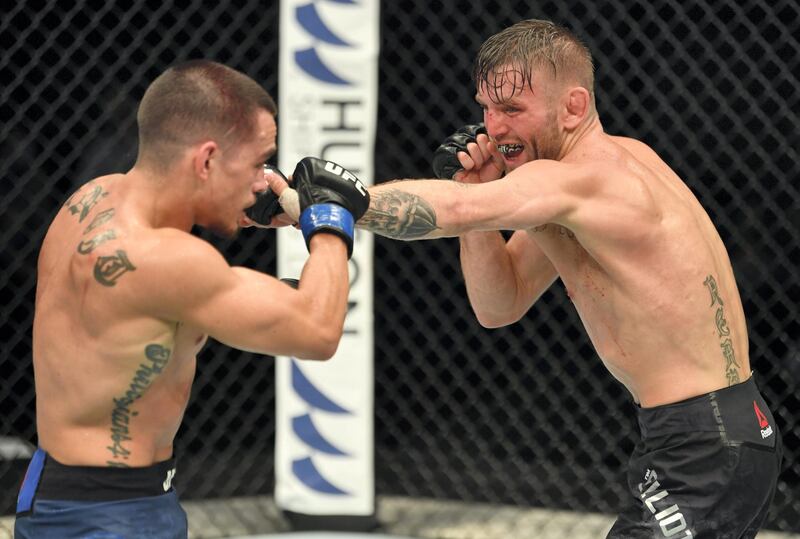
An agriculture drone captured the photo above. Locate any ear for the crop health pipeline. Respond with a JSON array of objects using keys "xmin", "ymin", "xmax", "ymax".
[
  {"xmin": 192, "ymin": 141, "xmax": 219, "ymax": 181},
  {"xmin": 561, "ymin": 86, "xmax": 591, "ymax": 130}
]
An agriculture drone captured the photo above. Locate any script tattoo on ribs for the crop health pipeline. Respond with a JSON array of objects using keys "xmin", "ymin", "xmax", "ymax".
[
  {"xmin": 107, "ymin": 344, "xmax": 172, "ymax": 467},
  {"xmin": 359, "ymin": 189, "xmax": 439, "ymax": 239},
  {"xmin": 703, "ymin": 274, "xmax": 740, "ymax": 385}
]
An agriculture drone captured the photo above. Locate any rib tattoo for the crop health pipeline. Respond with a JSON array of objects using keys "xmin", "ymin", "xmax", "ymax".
[
  {"xmin": 703, "ymin": 275, "xmax": 740, "ymax": 385},
  {"xmin": 359, "ymin": 189, "xmax": 440, "ymax": 239},
  {"xmin": 107, "ymin": 344, "xmax": 172, "ymax": 467}
]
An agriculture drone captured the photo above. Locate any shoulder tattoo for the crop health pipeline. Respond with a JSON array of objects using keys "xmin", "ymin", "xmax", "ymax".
[
  {"xmin": 67, "ymin": 184, "xmax": 109, "ymax": 222},
  {"xmin": 94, "ymin": 250, "xmax": 136, "ymax": 286}
]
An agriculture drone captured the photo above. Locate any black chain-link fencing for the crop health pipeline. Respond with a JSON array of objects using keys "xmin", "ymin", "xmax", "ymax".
[{"xmin": 1, "ymin": 0, "xmax": 798, "ymax": 533}]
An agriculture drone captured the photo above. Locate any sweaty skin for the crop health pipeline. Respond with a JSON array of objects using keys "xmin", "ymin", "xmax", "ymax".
[
  {"xmin": 353, "ymin": 70, "xmax": 748, "ymax": 407},
  {"xmin": 33, "ymin": 109, "xmax": 350, "ymax": 467},
  {"xmin": 35, "ymin": 175, "xmax": 200, "ymax": 467}
]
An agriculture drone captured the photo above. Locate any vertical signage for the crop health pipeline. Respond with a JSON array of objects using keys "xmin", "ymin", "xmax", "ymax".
[{"xmin": 276, "ymin": 0, "xmax": 378, "ymax": 521}]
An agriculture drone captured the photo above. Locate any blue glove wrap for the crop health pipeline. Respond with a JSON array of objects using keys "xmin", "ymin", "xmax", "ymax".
[{"xmin": 299, "ymin": 203, "xmax": 355, "ymax": 258}]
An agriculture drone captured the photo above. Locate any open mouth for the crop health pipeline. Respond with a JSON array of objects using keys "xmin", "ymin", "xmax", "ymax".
[{"xmin": 498, "ymin": 144, "xmax": 524, "ymax": 159}]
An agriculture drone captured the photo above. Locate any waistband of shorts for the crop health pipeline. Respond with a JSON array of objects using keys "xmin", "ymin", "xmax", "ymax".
[
  {"xmin": 636, "ymin": 375, "xmax": 776, "ymax": 444},
  {"xmin": 34, "ymin": 449, "xmax": 177, "ymax": 502}
]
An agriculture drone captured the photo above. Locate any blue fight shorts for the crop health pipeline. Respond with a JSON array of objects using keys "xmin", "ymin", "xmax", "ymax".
[{"xmin": 14, "ymin": 449, "xmax": 187, "ymax": 539}]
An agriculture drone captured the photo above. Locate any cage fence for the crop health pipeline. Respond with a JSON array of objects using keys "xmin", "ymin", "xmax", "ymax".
[{"xmin": 0, "ymin": 0, "xmax": 798, "ymax": 536}]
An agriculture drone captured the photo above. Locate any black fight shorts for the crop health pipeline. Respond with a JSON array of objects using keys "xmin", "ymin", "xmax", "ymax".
[{"xmin": 608, "ymin": 375, "xmax": 782, "ymax": 539}]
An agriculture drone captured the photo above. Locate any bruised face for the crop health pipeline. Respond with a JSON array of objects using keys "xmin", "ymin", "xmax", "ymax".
[
  {"xmin": 476, "ymin": 65, "xmax": 562, "ymax": 171},
  {"xmin": 205, "ymin": 109, "xmax": 277, "ymax": 237}
]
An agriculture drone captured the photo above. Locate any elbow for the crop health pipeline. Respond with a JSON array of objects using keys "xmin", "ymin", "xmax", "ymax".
[
  {"xmin": 314, "ymin": 334, "xmax": 341, "ymax": 361},
  {"xmin": 474, "ymin": 309, "xmax": 518, "ymax": 329},
  {"xmin": 298, "ymin": 324, "xmax": 342, "ymax": 361},
  {"xmin": 475, "ymin": 313, "xmax": 518, "ymax": 329}
]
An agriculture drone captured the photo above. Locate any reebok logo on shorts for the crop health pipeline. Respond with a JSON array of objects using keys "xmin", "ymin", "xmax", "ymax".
[
  {"xmin": 753, "ymin": 401, "xmax": 773, "ymax": 439},
  {"xmin": 163, "ymin": 468, "xmax": 176, "ymax": 492}
]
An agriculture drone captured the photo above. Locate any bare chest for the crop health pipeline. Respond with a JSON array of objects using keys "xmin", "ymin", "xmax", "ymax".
[
  {"xmin": 528, "ymin": 225, "xmax": 621, "ymax": 350},
  {"xmin": 530, "ymin": 225, "xmax": 606, "ymax": 294}
]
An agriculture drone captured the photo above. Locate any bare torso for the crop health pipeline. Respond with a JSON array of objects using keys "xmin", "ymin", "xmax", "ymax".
[
  {"xmin": 530, "ymin": 135, "xmax": 748, "ymax": 406},
  {"xmin": 33, "ymin": 174, "xmax": 206, "ymax": 466}
]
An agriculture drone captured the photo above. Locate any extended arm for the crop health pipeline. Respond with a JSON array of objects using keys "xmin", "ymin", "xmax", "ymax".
[{"xmin": 357, "ymin": 159, "xmax": 594, "ymax": 240}]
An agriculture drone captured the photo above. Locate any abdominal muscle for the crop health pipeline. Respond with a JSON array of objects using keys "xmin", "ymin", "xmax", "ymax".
[
  {"xmin": 531, "ymin": 224, "xmax": 748, "ymax": 408},
  {"xmin": 561, "ymin": 260, "xmax": 748, "ymax": 408}
]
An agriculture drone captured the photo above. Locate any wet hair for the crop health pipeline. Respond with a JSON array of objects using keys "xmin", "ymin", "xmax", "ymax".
[
  {"xmin": 473, "ymin": 19, "xmax": 595, "ymax": 102},
  {"xmin": 136, "ymin": 60, "xmax": 276, "ymax": 168}
]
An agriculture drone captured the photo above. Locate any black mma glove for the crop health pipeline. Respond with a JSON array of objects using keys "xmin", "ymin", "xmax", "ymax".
[
  {"xmin": 245, "ymin": 166, "xmax": 290, "ymax": 225},
  {"xmin": 431, "ymin": 123, "xmax": 487, "ymax": 179},
  {"xmin": 293, "ymin": 157, "xmax": 370, "ymax": 259}
]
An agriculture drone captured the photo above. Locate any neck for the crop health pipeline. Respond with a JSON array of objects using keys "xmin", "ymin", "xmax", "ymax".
[
  {"xmin": 557, "ymin": 113, "xmax": 602, "ymax": 160},
  {"xmin": 125, "ymin": 165, "xmax": 196, "ymax": 232}
]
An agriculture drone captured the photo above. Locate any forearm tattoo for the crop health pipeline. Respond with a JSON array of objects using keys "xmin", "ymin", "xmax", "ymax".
[
  {"xmin": 359, "ymin": 189, "xmax": 440, "ymax": 239},
  {"xmin": 107, "ymin": 344, "xmax": 172, "ymax": 467},
  {"xmin": 703, "ymin": 274, "xmax": 740, "ymax": 385}
]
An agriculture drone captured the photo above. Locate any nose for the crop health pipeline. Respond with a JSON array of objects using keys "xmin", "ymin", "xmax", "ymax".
[
  {"xmin": 253, "ymin": 173, "xmax": 268, "ymax": 194},
  {"xmin": 483, "ymin": 109, "xmax": 506, "ymax": 139}
]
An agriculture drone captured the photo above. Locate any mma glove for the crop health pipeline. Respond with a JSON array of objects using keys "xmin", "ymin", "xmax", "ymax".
[
  {"xmin": 431, "ymin": 123, "xmax": 487, "ymax": 179},
  {"xmin": 245, "ymin": 166, "xmax": 290, "ymax": 225},
  {"xmin": 292, "ymin": 157, "xmax": 370, "ymax": 259}
]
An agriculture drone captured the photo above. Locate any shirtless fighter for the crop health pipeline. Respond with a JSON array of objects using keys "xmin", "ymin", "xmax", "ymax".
[
  {"xmin": 265, "ymin": 19, "xmax": 783, "ymax": 539},
  {"xmin": 15, "ymin": 60, "xmax": 368, "ymax": 538}
]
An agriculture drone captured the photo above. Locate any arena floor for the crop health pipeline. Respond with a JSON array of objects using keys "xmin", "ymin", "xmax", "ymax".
[{"xmin": 2, "ymin": 496, "xmax": 798, "ymax": 539}]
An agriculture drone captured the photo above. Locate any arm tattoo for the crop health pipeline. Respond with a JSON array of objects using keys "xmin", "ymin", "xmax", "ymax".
[
  {"xmin": 359, "ymin": 189, "xmax": 440, "ymax": 239},
  {"xmin": 107, "ymin": 344, "xmax": 172, "ymax": 466},
  {"xmin": 703, "ymin": 275, "xmax": 740, "ymax": 385}
]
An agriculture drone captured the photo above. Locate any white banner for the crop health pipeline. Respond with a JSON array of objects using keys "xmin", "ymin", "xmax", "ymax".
[{"xmin": 276, "ymin": 0, "xmax": 378, "ymax": 516}]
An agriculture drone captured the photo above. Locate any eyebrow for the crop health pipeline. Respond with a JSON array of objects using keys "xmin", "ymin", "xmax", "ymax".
[{"xmin": 475, "ymin": 93, "xmax": 516, "ymax": 107}]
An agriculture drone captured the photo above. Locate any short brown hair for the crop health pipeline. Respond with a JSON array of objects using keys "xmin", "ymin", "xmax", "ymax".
[
  {"xmin": 473, "ymin": 19, "xmax": 594, "ymax": 102},
  {"xmin": 136, "ymin": 60, "xmax": 276, "ymax": 168}
]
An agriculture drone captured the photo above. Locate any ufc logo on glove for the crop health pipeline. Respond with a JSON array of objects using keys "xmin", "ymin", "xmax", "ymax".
[{"xmin": 324, "ymin": 161, "xmax": 368, "ymax": 196}]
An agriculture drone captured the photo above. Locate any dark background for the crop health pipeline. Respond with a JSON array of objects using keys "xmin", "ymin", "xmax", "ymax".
[{"xmin": 1, "ymin": 0, "xmax": 798, "ymax": 531}]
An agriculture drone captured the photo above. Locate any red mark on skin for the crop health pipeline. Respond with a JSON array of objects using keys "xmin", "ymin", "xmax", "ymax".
[{"xmin": 585, "ymin": 272, "xmax": 605, "ymax": 298}]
